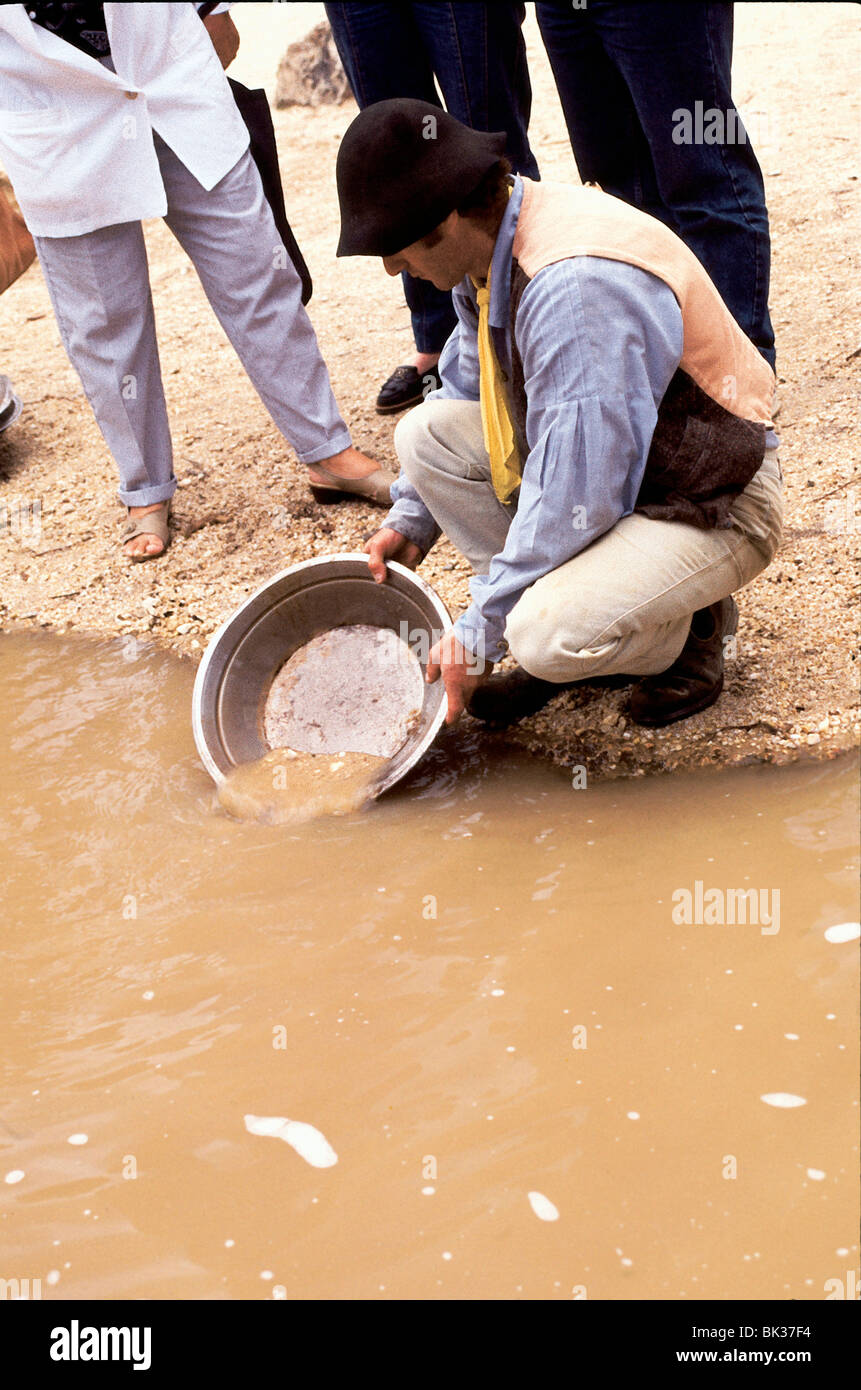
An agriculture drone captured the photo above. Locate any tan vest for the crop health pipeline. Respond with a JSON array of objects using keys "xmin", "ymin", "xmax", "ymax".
[{"xmin": 505, "ymin": 180, "xmax": 776, "ymax": 529}]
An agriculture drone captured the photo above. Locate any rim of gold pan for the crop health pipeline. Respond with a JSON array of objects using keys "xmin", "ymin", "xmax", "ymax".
[{"xmin": 192, "ymin": 552, "xmax": 451, "ymax": 800}]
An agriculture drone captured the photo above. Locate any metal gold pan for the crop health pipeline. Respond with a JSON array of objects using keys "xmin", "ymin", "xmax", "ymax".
[{"xmin": 192, "ymin": 552, "xmax": 451, "ymax": 798}]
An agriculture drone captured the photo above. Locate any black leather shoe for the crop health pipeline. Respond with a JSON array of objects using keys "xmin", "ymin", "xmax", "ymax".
[
  {"xmin": 628, "ymin": 596, "xmax": 739, "ymax": 727},
  {"xmin": 467, "ymin": 666, "xmax": 577, "ymax": 727},
  {"xmin": 375, "ymin": 364, "xmax": 441, "ymax": 414}
]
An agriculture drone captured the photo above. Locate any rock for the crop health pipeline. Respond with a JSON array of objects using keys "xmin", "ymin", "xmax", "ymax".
[{"xmin": 274, "ymin": 22, "xmax": 352, "ymax": 109}]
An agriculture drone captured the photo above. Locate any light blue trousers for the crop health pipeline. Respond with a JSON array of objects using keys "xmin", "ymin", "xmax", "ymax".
[{"xmin": 34, "ymin": 136, "xmax": 351, "ymax": 507}]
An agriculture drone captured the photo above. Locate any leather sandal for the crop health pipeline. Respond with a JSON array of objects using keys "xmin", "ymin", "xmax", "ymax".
[
  {"xmin": 375, "ymin": 364, "xmax": 441, "ymax": 414},
  {"xmin": 309, "ymin": 464, "xmax": 398, "ymax": 507},
  {"xmin": 628, "ymin": 596, "xmax": 738, "ymax": 727},
  {"xmin": 121, "ymin": 501, "xmax": 171, "ymax": 562}
]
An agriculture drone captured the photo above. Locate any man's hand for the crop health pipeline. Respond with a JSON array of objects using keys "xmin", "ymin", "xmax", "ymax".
[
  {"xmin": 426, "ymin": 631, "xmax": 492, "ymax": 725},
  {"xmin": 364, "ymin": 528, "xmax": 424, "ymax": 583},
  {"xmin": 203, "ymin": 11, "xmax": 240, "ymax": 69}
]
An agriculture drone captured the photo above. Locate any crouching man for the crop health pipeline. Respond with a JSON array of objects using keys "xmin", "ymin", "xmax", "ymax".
[{"xmin": 336, "ymin": 99, "xmax": 783, "ymax": 726}]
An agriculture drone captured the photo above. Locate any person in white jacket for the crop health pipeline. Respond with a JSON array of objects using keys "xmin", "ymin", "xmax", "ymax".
[{"xmin": 0, "ymin": 2, "xmax": 394, "ymax": 559}]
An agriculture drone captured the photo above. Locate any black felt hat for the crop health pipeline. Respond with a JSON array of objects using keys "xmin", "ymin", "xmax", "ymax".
[{"xmin": 336, "ymin": 98, "xmax": 508, "ymax": 258}]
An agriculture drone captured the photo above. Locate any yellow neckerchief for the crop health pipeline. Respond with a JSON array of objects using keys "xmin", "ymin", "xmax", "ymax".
[{"xmin": 471, "ymin": 187, "xmax": 520, "ymax": 502}]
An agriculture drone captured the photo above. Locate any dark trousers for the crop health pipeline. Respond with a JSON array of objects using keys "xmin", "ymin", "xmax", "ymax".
[
  {"xmin": 325, "ymin": 1, "xmax": 539, "ymax": 354},
  {"xmin": 535, "ymin": 1, "xmax": 775, "ymax": 366}
]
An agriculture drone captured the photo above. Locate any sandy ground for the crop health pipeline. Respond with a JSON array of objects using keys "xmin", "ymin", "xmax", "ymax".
[{"xmin": 0, "ymin": 2, "xmax": 858, "ymax": 780}]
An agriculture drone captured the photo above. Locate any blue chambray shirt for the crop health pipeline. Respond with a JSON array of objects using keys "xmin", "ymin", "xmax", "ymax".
[{"xmin": 384, "ymin": 176, "xmax": 768, "ymax": 663}]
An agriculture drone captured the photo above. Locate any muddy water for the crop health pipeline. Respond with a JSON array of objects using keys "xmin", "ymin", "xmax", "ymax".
[
  {"xmin": 217, "ymin": 747, "xmax": 388, "ymax": 824},
  {"xmin": 0, "ymin": 632, "xmax": 857, "ymax": 1301}
]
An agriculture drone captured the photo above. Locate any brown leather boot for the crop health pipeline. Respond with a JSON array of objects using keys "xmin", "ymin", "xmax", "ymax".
[{"xmin": 628, "ymin": 596, "xmax": 738, "ymax": 728}]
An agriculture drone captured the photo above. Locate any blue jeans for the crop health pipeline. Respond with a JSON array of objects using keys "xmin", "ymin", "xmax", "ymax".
[
  {"xmin": 535, "ymin": 1, "xmax": 775, "ymax": 366},
  {"xmin": 325, "ymin": 2, "xmax": 539, "ymax": 355}
]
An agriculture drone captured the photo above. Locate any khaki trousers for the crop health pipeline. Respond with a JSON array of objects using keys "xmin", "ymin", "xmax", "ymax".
[{"xmin": 394, "ymin": 398, "xmax": 783, "ymax": 680}]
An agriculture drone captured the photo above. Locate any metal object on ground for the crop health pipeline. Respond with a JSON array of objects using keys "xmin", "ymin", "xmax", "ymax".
[
  {"xmin": 192, "ymin": 552, "xmax": 451, "ymax": 798},
  {"xmin": 0, "ymin": 374, "xmax": 22, "ymax": 432}
]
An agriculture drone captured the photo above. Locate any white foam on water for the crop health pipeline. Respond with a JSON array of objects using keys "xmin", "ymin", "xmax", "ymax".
[
  {"xmin": 760, "ymin": 1093, "xmax": 807, "ymax": 1108},
  {"xmin": 67, "ymin": 1133, "xmax": 88, "ymax": 1146},
  {"xmin": 528, "ymin": 1190, "xmax": 560, "ymax": 1222},
  {"xmin": 806, "ymin": 1168, "xmax": 826, "ymax": 1181},
  {"xmin": 244, "ymin": 1113, "xmax": 338, "ymax": 1168},
  {"xmin": 4, "ymin": 1170, "xmax": 24, "ymax": 1184},
  {"xmin": 823, "ymin": 922, "xmax": 860, "ymax": 944}
]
